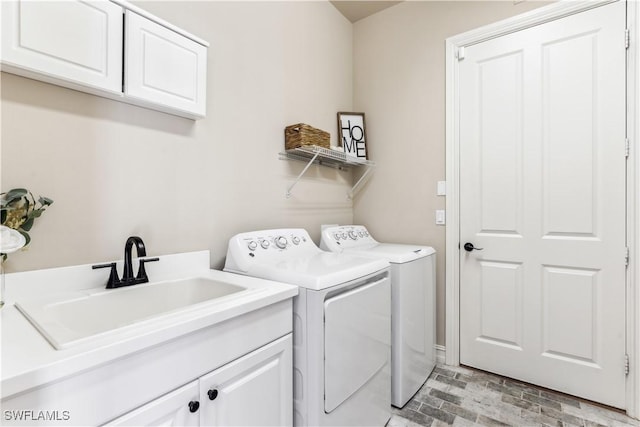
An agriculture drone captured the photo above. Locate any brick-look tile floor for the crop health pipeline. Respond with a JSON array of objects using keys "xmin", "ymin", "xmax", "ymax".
[{"xmin": 389, "ymin": 364, "xmax": 640, "ymax": 427}]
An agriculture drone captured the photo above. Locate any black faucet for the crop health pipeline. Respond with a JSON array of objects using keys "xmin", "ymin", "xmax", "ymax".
[{"xmin": 92, "ymin": 236, "xmax": 159, "ymax": 289}]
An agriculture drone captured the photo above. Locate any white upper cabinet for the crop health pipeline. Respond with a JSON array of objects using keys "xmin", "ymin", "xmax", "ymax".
[
  {"xmin": 125, "ymin": 11, "xmax": 207, "ymax": 118},
  {"xmin": 0, "ymin": 0, "xmax": 208, "ymax": 119},
  {"xmin": 1, "ymin": 0, "xmax": 123, "ymax": 94}
]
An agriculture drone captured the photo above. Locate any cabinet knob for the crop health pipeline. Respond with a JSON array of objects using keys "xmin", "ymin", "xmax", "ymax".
[
  {"xmin": 188, "ymin": 400, "xmax": 200, "ymax": 413},
  {"xmin": 208, "ymin": 389, "xmax": 219, "ymax": 400}
]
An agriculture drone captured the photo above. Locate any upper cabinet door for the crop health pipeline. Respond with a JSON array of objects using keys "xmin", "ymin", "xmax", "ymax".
[
  {"xmin": 1, "ymin": 0, "xmax": 123, "ymax": 94},
  {"xmin": 125, "ymin": 11, "xmax": 207, "ymax": 119}
]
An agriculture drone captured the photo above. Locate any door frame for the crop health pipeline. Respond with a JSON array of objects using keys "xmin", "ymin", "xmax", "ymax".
[{"xmin": 445, "ymin": 0, "xmax": 639, "ymax": 417}]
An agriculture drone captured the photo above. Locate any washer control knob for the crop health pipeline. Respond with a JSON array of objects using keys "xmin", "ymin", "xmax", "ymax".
[
  {"xmin": 247, "ymin": 241, "xmax": 258, "ymax": 251},
  {"xmin": 333, "ymin": 232, "xmax": 341, "ymax": 240},
  {"xmin": 341, "ymin": 232, "xmax": 347, "ymax": 240},
  {"xmin": 292, "ymin": 236, "xmax": 301, "ymax": 245},
  {"xmin": 348, "ymin": 231, "xmax": 357, "ymax": 240},
  {"xmin": 275, "ymin": 236, "xmax": 288, "ymax": 249},
  {"xmin": 260, "ymin": 240, "xmax": 270, "ymax": 249}
]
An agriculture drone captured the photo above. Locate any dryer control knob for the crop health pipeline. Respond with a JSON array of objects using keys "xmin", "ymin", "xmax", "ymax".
[
  {"xmin": 333, "ymin": 232, "xmax": 341, "ymax": 240},
  {"xmin": 275, "ymin": 236, "xmax": 288, "ymax": 249},
  {"xmin": 341, "ymin": 232, "xmax": 347, "ymax": 239},
  {"xmin": 292, "ymin": 236, "xmax": 301, "ymax": 245},
  {"xmin": 260, "ymin": 240, "xmax": 270, "ymax": 249},
  {"xmin": 247, "ymin": 241, "xmax": 258, "ymax": 251},
  {"xmin": 348, "ymin": 231, "xmax": 357, "ymax": 240}
]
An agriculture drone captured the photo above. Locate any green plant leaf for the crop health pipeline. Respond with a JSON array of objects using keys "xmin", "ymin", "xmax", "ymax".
[
  {"xmin": 6, "ymin": 188, "xmax": 27, "ymax": 200},
  {"xmin": 21, "ymin": 217, "xmax": 34, "ymax": 231},
  {"xmin": 19, "ymin": 230, "xmax": 30, "ymax": 246},
  {"xmin": 28, "ymin": 209, "xmax": 44, "ymax": 219},
  {"xmin": 2, "ymin": 189, "xmax": 26, "ymax": 206},
  {"xmin": 38, "ymin": 196, "xmax": 53, "ymax": 206}
]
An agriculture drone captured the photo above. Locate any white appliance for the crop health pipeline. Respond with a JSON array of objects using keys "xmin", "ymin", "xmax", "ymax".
[
  {"xmin": 320, "ymin": 225, "xmax": 436, "ymax": 408},
  {"xmin": 224, "ymin": 228, "xmax": 391, "ymax": 427}
]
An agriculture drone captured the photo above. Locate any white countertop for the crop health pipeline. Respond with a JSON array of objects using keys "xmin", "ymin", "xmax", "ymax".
[{"xmin": 0, "ymin": 251, "xmax": 298, "ymax": 400}]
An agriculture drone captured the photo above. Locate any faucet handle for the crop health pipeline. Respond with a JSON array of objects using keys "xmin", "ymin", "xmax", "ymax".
[
  {"xmin": 92, "ymin": 262, "xmax": 120, "ymax": 289},
  {"xmin": 136, "ymin": 257, "xmax": 160, "ymax": 281}
]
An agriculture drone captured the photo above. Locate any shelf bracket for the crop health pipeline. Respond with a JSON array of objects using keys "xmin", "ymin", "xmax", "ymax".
[
  {"xmin": 286, "ymin": 150, "xmax": 321, "ymax": 198},
  {"xmin": 348, "ymin": 164, "xmax": 374, "ymax": 199}
]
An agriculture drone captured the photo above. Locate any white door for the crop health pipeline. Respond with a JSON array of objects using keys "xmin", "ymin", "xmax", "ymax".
[
  {"xmin": 459, "ymin": 1, "xmax": 627, "ymax": 408},
  {"xmin": 199, "ymin": 335, "xmax": 292, "ymax": 427},
  {"xmin": 1, "ymin": 0, "xmax": 123, "ymax": 93}
]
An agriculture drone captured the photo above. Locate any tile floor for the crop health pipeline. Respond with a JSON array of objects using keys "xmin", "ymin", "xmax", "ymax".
[{"xmin": 390, "ymin": 364, "xmax": 640, "ymax": 427}]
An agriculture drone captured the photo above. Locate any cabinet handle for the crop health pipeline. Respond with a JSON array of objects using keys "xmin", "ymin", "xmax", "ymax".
[
  {"xmin": 208, "ymin": 389, "xmax": 219, "ymax": 401},
  {"xmin": 188, "ymin": 401, "xmax": 200, "ymax": 413}
]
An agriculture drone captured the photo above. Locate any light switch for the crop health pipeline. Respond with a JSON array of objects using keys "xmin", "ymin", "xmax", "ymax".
[
  {"xmin": 437, "ymin": 181, "xmax": 446, "ymax": 196},
  {"xmin": 436, "ymin": 210, "xmax": 446, "ymax": 225}
]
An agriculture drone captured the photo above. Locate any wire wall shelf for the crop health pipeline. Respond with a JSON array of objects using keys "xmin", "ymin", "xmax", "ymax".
[{"xmin": 279, "ymin": 145, "xmax": 375, "ymax": 199}]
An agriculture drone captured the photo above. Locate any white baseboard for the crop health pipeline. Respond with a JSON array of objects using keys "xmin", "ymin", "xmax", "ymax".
[{"xmin": 435, "ymin": 345, "xmax": 446, "ymax": 365}]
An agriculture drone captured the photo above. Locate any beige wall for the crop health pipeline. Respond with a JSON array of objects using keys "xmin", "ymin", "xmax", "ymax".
[
  {"xmin": 352, "ymin": 1, "xmax": 550, "ymax": 346},
  {"xmin": 1, "ymin": 1, "xmax": 353, "ymax": 272},
  {"xmin": 2, "ymin": 0, "xmax": 555, "ymax": 346}
]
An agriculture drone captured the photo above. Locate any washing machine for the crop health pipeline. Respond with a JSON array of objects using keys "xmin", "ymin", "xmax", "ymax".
[
  {"xmin": 320, "ymin": 225, "xmax": 436, "ymax": 408},
  {"xmin": 224, "ymin": 228, "xmax": 391, "ymax": 427}
]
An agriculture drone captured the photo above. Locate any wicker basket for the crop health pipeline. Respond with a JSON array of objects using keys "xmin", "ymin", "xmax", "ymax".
[{"xmin": 284, "ymin": 123, "xmax": 330, "ymax": 150}]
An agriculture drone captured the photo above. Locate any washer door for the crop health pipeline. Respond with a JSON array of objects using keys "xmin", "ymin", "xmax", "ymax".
[{"xmin": 323, "ymin": 276, "xmax": 391, "ymax": 413}]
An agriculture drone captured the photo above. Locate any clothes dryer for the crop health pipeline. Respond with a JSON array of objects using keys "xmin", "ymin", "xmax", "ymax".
[
  {"xmin": 224, "ymin": 228, "xmax": 391, "ymax": 426},
  {"xmin": 320, "ymin": 225, "xmax": 436, "ymax": 408}
]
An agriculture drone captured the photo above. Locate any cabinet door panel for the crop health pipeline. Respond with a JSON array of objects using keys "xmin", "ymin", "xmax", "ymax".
[
  {"xmin": 106, "ymin": 381, "xmax": 199, "ymax": 427},
  {"xmin": 125, "ymin": 10, "xmax": 207, "ymax": 118},
  {"xmin": 1, "ymin": 0, "xmax": 123, "ymax": 93},
  {"xmin": 200, "ymin": 335, "xmax": 292, "ymax": 427}
]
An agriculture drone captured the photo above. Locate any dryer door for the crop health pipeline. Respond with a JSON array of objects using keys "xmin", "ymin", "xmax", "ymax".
[{"xmin": 323, "ymin": 276, "xmax": 391, "ymax": 413}]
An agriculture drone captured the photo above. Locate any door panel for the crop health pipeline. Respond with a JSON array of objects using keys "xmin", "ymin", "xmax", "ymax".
[
  {"xmin": 459, "ymin": 1, "xmax": 626, "ymax": 408},
  {"xmin": 543, "ymin": 32, "xmax": 599, "ymax": 236},
  {"xmin": 478, "ymin": 261, "xmax": 523, "ymax": 349},
  {"xmin": 478, "ymin": 50, "xmax": 524, "ymax": 235},
  {"xmin": 542, "ymin": 266, "xmax": 598, "ymax": 362}
]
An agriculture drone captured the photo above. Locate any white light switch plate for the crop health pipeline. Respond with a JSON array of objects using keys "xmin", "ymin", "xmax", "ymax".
[
  {"xmin": 436, "ymin": 210, "xmax": 446, "ymax": 225},
  {"xmin": 437, "ymin": 181, "xmax": 446, "ymax": 196}
]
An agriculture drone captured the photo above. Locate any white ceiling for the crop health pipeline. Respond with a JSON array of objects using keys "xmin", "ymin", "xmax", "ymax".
[{"xmin": 330, "ymin": 1, "xmax": 403, "ymax": 23}]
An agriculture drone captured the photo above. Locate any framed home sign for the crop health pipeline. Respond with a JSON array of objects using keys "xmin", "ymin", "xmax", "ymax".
[{"xmin": 337, "ymin": 112, "xmax": 367, "ymax": 159}]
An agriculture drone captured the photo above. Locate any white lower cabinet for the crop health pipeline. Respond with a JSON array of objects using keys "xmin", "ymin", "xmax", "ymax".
[
  {"xmin": 107, "ymin": 334, "xmax": 292, "ymax": 427},
  {"xmin": 199, "ymin": 333, "xmax": 293, "ymax": 426},
  {"xmin": 107, "ymin": 381, "xmax": 200, "ymax": 427}
]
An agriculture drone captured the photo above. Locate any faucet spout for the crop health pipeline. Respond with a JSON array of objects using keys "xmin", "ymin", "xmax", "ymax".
[
  {"xmin": 94, "ymin": 236, "xmax": 159, "ymax": 289},
  {"xmin": 123, "ymin": 236, "xmax": 147, "ymax": 281}
]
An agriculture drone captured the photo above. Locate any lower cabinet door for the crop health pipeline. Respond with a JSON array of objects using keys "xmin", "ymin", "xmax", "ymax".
[
  {"xmin": 106, "ymin": 381, "xmax": 200, "ymax": 426},
  {"xmin": 199, "ymin": 335, "xmax": 293, "ymax": 427}
]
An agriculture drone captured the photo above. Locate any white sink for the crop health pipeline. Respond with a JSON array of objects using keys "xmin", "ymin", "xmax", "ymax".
[{"xmin": 16, "ymin": 278, "xmax": 247, "ymax": 350}]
